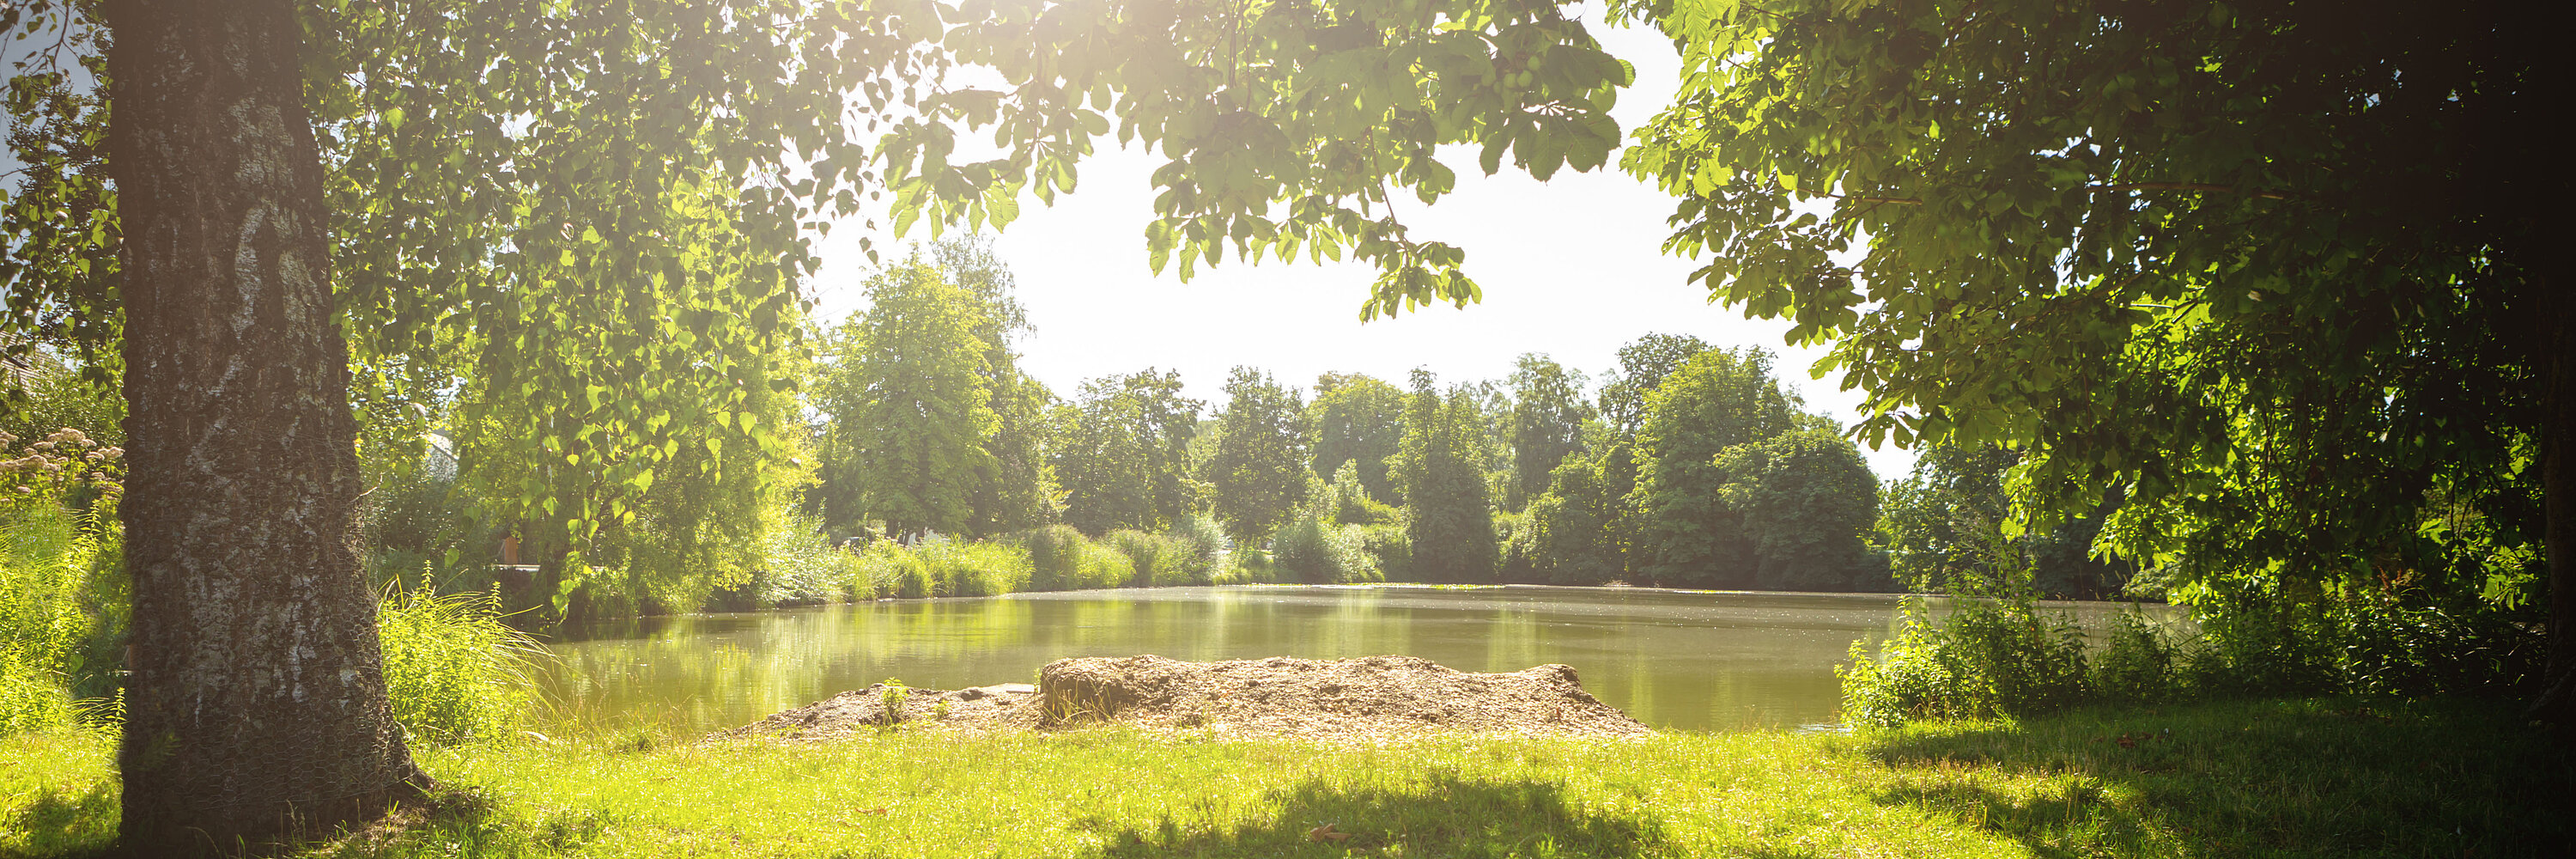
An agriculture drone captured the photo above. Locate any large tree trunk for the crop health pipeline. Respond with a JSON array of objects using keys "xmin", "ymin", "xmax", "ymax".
[
  {"xmin": 106, "ymin": 0, "xmax": 428, "ymax": 852},
  {"xmin": 2536, "ymin": 289, "xmax": 2576, "ymax": 725}
]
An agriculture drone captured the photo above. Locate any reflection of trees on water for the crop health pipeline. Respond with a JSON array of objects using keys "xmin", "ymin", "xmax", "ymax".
[{"xmin": 532, "ymin": 589, "xmax": 2170, "ymax": 734}]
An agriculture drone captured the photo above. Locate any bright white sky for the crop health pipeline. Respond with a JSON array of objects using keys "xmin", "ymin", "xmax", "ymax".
[{"xmin": 806, "ymin": 12, "xmax": 1921, "ymax": 480}]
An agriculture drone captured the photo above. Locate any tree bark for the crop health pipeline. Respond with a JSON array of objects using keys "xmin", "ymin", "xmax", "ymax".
[
  {"xmin": 2534, "ymin": 289, "xmax": 2576, "ymax": 725},
  {"xmin": 106, "ymin": 0, "xmax": 428, "ymax": 852}
]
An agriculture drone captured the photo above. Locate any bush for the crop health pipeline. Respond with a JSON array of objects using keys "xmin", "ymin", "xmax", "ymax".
[
  {"xmin": 378, "ymin": 586, "xmax": 538, "ymax": 746},
  {"xmin": 1358, "ymin": 524, "xmax": 1410, "ymax": 579},
  {"xmin": 1025, "ymin": 525, "xmax": 1087, "ymax": 591},
  {"xmin": 1839, "ymin": 597, "xmax": 2088, "ymax": 728},
  {"xmin": 1215, "ymin": 548, "xmax": 1276, "ymax": 585},
  {"xmin": 1110, "ymin": 529, "xmax": 1206, "ymax": 587},
  {"xmin": 918, "ymin": 539, "xmax": 1031, "ymax": 597},
  {"xmin": 2088, "ymin": 610, "xmax": 2182, "ymax": 706},
  {"xmin": 749, "ymin": 516, "xmax": 870, "ymax": 606},
  {"xmin": 1272, "ymin": 514, "xmax": 1381, "ymax": 584}
]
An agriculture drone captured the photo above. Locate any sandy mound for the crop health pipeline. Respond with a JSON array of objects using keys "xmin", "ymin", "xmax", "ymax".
[
  {"xmin": 729, "ymin": 655, "xmax": 1649, "ymax": 741},
  {"xmin": 724, "ymin": 682, "xmax": 1040, "ymax": 740}
]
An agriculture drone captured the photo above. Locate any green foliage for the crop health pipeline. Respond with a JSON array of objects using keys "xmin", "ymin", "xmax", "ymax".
[
  {"xmin": 1358, "ymin": 524, "xmax": 1413, "ymax": 580},
  {"xmin": 1163, "ymin": 515, "xmax": 1230, "ymax": 582},
  {"xmin": 1713, "ymin": 429, "xmax": 1885, "ymax": 591},
  {"xmin": 1594, "ymin": 333, "xmax": 1709, "ymax": 436},
  {"xmin": 1022, "ymin": 525, "xmax": 1133, "ymax": 592},
  {"xmin": 377, "ymin": 586, "xmax": 537, "ymax": 747},
  {"xmin": 1504, "ymin": 354, "xmax": 1589, "ymax": 512},
  {"xmin": 747, "ymin": 515, "xmax": 872, "ymax": 606},
  {"xmin": 1394, "ymin": 374, "xmax": 1498, "ymax": 582},
  {"xmin": 858, "ymin": 539, "xmax": 936, "ymax": 600},
  {"xmin": 2088, "ymin": 611, "xmax": 2181, "ymax": 707},
  {"xmin": 1507, "ymin": 442, "xmax": 1634, "ymax": 585},
  {"xmin": 1206, "ymin": 368, "xmax": 1309, "ymax": 541},
  {"xmin": 1630, "ymin": 348, "xmax": 1803, "ymax": 586},
  {"xmin": 0, "ymin": 369, "xmax": 121, "ymax": 454},
  {"xmin": 1106, "ymin": 529, "xmax": 1202, "ymax": 588},
  {"xmin": 1054, "ymin": 371, "xmax": 1205, "ymax": 535},
  {"xmin": 1614, "ymin": 0, "xmax": 2553, "ymax": 692},
  {"xmin": 1840, "ymin": 599, "xmax": 2091, "ymax": 728},
  {"xmin": 1306, "ymin": 373, "xmax": 1408, "ymax": 505},
  {"xmin": 1876, "ymin": 443, "xmax": 2130, "ymax": 599},
  {"xmin": 915, "ymin": 539, "xmax": 1033, "ymax": 598},
  {"xmin": 1270, "ymin": 511, "xmax": 1382, "ymax": 585},
  {"xmin": 1321, "ymin": 460, "xmax": 1399, "ymax": 527},
  {"xmin": 818, "ymin": 260, "xmax": 1000, "ymax": 541},
  {"xmin": 0, "ymin": 502, "xmax": 122, "ymax": 736}
]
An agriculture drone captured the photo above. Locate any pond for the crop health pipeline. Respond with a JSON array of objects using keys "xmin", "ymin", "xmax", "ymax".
[{"xmin": 532, "ymin": 585, "xmax": 2168, "ymax": 734}]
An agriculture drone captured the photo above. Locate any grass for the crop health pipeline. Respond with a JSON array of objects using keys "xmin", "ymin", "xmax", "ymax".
[{"xmin": 2, "ymin": 698, "xmax": 2565, "ymax": 858}]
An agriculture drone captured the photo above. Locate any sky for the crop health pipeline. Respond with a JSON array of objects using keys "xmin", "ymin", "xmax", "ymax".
[{"xmin": 804, "ymin": 12, "xmax": 1921, "ymax": 479}]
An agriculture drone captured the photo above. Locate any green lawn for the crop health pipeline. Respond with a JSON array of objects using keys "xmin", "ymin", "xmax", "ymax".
[{"xmin": 5, "ymin": 698, "xmax": 2565, "ymax": 858}]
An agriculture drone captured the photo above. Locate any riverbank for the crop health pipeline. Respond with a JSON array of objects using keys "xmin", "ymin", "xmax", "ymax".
[{"xmin": 7, "ymin": 697, "xmax": 2566, "ymax": 857}]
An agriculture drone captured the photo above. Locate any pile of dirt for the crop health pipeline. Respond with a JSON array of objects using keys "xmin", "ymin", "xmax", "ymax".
[
  {"xmin": 724, "ymin": 682, "xmax": 1039, "ymax": 740},
  {"xmin": 727, "ymin": 655, "xmax": 1649, "ymax": 741}
]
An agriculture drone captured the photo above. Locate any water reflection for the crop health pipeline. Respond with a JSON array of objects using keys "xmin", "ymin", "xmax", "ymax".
[{"xmin": 532, "ymin": 586, "xmax": 2171, "ymax": 734}]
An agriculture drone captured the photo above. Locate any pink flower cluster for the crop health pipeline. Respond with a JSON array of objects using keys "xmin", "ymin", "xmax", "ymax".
[{"xmin": 0, "ymin": 427, "xmax": 123, "ymax": 503}]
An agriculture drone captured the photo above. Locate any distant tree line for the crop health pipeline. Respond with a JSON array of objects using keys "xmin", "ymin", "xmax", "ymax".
[{"xmin": 798, "ymin": 247, "xmax": 1917, "ymax": 591}]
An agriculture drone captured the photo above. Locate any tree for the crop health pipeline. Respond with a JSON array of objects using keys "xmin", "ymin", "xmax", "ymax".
[
  {"xmin": 1614, "ymin": 0, "xmax": 2566, "ymax": 711},
  {"xmin": 1505, "ymin": 352, "xmax": 1589, "ymax": 511},
  {"xmin": 6, "ymin": 0, "xmax": 1636, "ymax": 844},
  {"xmin": 1055, "ymin": 369, "xmax": 1204, "ymax": 535},
  {"xmin": 101, "ymin": 0, "xmax": 425, "ymax": 848},
  {"xmin": 936, "ymin": 240, "xmax": 1060, "ymax": 537},
  {"xmin": 1713, "ymin": 428, "xmax": 1882, "ymax": 591},
  {"xmin": 1595, "ymin": 333, "xmax": 1710, "ymax": 436},
  {"xmin": 1307, "ymin": 373, "xmax": 1408, "ymax": 504},
  {"xmin": 1395, "ymin": 370, "xmax": 1498, "ymax": 582},
  {"xmin": 1877, "ymin": 442, "xmax": 2132, "ymax": 599},
  {"xmin": 1510, "ymin": 438, "xmax": 1632, "ymax": 584},
  {"xmin": 1206, "ymin": 367, "xmax": 1309, "ymax": 540},
  {"xmin": 820, "ymin": 261, "xmax": 999, "ymax": 542},
  {"xmin": 1630, "ymin": 348, "xmax": 1802, "ymax": 586}
]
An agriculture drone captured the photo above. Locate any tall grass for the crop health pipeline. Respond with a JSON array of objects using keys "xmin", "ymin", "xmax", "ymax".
[
  {"xmin": 916, "ymin": 539, "xmax": 1032, "ymax": 596},
  {"xmin": 379, "ymin": 585, "xmax": 543, "ymax": 746},
  {"xmin": 0, "ymin": 503, "xmax": 124, "ymax": 736}
]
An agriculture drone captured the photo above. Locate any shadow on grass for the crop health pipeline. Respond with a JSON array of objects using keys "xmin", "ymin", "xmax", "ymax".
[
  {"xmin": 1855, "ymin": 698, "xmax": 2575, "ymax": 858},
  {"xmin": 1092, "ymin": 773, "xmax": 1665, "ymax": 858},
  {"xmin": 2, "ymin": 780, "xmax": 117, "ymax": 859}
]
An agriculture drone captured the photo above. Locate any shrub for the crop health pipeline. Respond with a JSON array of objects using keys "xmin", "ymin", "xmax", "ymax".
[
  {"xmin": 1109, "ymin": 529, "xmax": 1201, "ymax": 587},
  {"xmin": 750, "ymin": 516, "xmax": 870, "ymax": 606},
  {"xmin": 2088, "ymin": 609, "xmax": 2182, "ymax": 706},
  {"xmin": 1215, "ymin": 548, "xmax": 1276, "ymax": 585},
  {"xmin": 848, "ymin": 539, "xmax": 930, "ymax": 599},
  {"xmin": 918, "ymin": 539, "xmax": 1031, "ymax": 597},
  {"xmin": 1358, "ymin": 524, "xmax": 1411, "ymax": 579},
  {"xmin": 1073, "ymin": 540, "xmax": 1135, "ymax": 590},
  {"xmin": 1839, "ymin": 597, "xmax": 2088, "ymax": 728},
  {"xmin": 1163, "ymin": 515, "xmax": 1229, "ymax": 584},
  {"xmin": 378, "ymin": 585, "xmax": 538, "ymax": 746},
  {"xmin": 1025, "ymin": 525, "xmax": 1087, "ymax": 591},
  {"xmin": 1272, "ymin": 514, "xmax": 1381, "ymax": 584}
]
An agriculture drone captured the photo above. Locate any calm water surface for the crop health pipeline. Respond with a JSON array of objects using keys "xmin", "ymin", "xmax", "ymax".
[{"xmin": 534, "ymin": 586, "xmax": 2164, "ymax": 733}]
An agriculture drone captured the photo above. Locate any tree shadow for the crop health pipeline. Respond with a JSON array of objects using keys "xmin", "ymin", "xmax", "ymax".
[
  {"xmin": 2, "ymin": 781, "xmax": 118, "ymax": 859},
  {"xmin": 1851, "ymin": 700, "xmax": 2575, "ymax": 858},
  {"xmin": 1090, "ymin": 773, "xmax": 1666, "ymax": 858}
]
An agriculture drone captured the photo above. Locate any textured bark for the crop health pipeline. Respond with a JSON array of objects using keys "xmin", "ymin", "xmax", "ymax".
[
  {"xmin": 2535, "ymin": 289, "xmax": 2576, "ymax": 725},
  {"xmin": 106, "ymin": 0, "xmax": 428, "ymax": 852}
]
